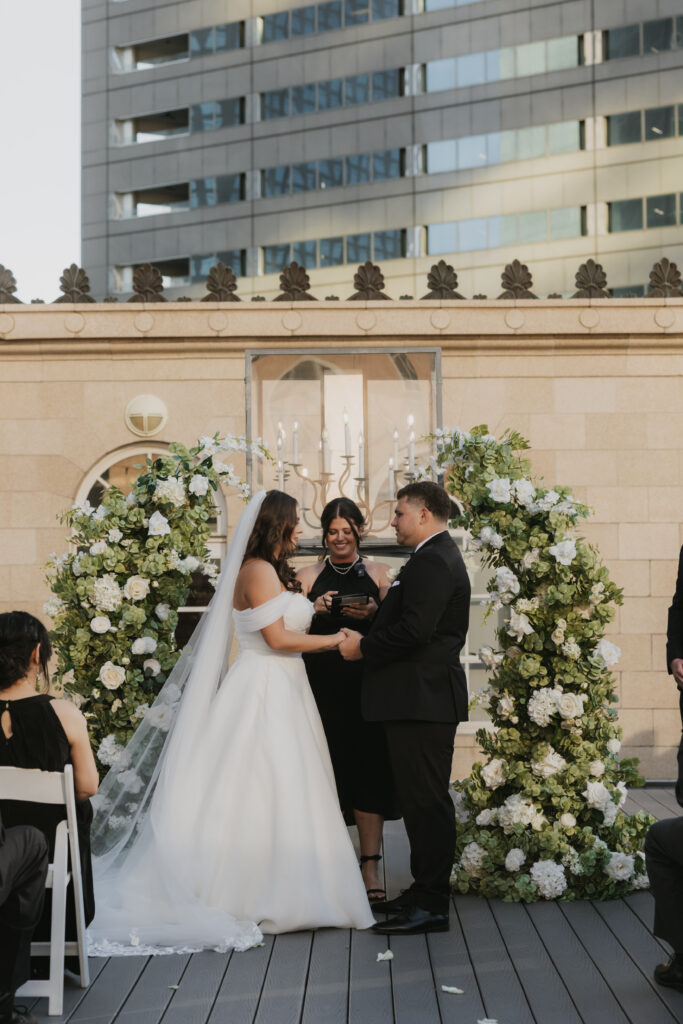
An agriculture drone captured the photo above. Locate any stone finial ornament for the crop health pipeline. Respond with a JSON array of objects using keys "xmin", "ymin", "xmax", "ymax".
[
  {"xmin": 421, "ymin": 260, "xmax": 464, "ymax": 300},
  {"xmin": 201, "ymin": 262, "xmax": 240, "ymax": 302},
  {"xmin": 55, "ymin": 264, "xmax": 95, "ymax": 303},
  {"xmin": 0, "ymin": 265, "xmax": 22, "ymax": 303},
  {"xmin": 648, "ymin": 258, "xmax": 683, "ymax": 297},
  {"xmin": 573, "ymin": 260, "xmax": 609, "ymax": 298},
  {"xmin": 499, "ymin": 260, "xmax": 537, "ymax": 299},
  {"xmin": 274, "ymin": 262, "xmax": 316, "ymax": 301},
  {"xmin": 348, "ymin": 261, "xmax": 391, "ymax": 300},
  {"xmin": 128, "ymin": 264, "xmax": 167, "ymax": 302}
]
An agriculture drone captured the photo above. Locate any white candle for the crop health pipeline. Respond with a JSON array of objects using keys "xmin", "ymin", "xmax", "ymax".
[
  {"xmin": 358, "ymin": 432, "xmax": 365, "ymax": 478},
  {"xmin": 292, "ymin": 421, "xmax": 299, "ymax": 464},
  {"xmin": 277, "ymin": 459, "xmax": 284, "ymax": 490},
  {"xmin": 409, "ymin": 431, "xmax": 415, "ymax": 474},
  {"xmin": 301, "ymin": 466, "xmax": 308, "ymax": 506},
  {"xmin": 343, "ymin": 412, "xmax": 351, "ymax": 457},
  {"xmin": 322, "ymin": 427, "xmax": 331, "ymax": 473},
  {"xmin": 407, "ymin": 413, "xmax": 415, "ymax": 429},
  {"xmin": 317, "ymin": 440, "xmax": 323, "ymax": 475},
  {"xmin": 388, "ymin": 458, "xmax": 395, "ymax": 496},
  {"xmin": 276, "ymin": 434, "xmax": 283, "ymax": 458},
  {"xmin": 393, "ymin": 429, "xmax": 399, "ymax": 468}
]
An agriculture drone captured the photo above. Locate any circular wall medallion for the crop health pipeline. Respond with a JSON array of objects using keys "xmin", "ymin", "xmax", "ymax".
[
  {"xmin": 281, "ymin": 311, "xmax": 302, "ymax": 332},
  {"xmin": 654, "ymin": 308, "xmax": 676, "ymax": 329},
  {"xmin": 124, "ymin": 394, "xmax": 168, "ymax": 437},
  {"xmin": 504, "ymin": 309, "xmax": 525, "ymax": 330},
  {"xmin": 579, "ymin": 308, "xmax": 600, "ymax": 329},
  {"xmin": 64, "ymin": 312, "xmax": 85, "ymax": 333},
  {"xmin": 208, "ymin": 312, "xmax": 229, "ymax": 333},
  {"xmin": 0, "ymin": 313, "xmax": 15, "ymax": 335},
  {"xmin": 355, "ymin": 310, "xmax": 376, "ymax": 332},
  {"xmin": 134, "ymin": 312, "xmax": 155, "ymax": 333},
  {"xmin": 430, "ymin": 310, "xmax": 451, "ymax": 330}
]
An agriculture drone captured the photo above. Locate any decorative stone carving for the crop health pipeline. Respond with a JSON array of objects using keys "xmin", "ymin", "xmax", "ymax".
[
  {"xmin": 547, "ymin": 293, "xmax": 563, "ymax": 299},
  {"xmin": 472, "ymin": 294, "xmax": 487, "ymax": 299},
  {"xmin": 274, "ymin": 262, "xmax": 316, "ymax": 301},
  {"xmin": 421, "ymin": 260, "xmax": 464, "ymax": 300},
  {"xmin": 348, "ymin": 262, "xmax": 391, "ymax": 300},
  {"xmin": 0, "ymin": 265, "xmax": 21, "ymax": 303},
  {"xmin": 175, "ymin": 296, "xmax": 193, "ymax": 302},
  {"xmin": 648, "ymin": 258, "xmax": 683, "ymax": 297},
  {"xmin": 201, "ymin": 262, "xmax": 240, "ymax": 302},
  {"xmin": 128, "ymin": 264, "xmax": 167, "ymax": 303},
  {"xmin": 572, "ymin": 260, "xmax": 609, "ymax": 298},
  {"xmin": 498, "ymin": 260, "xmax": 536, "ymax": 299},
  {"xmin": 103, "ymin": 296, "xmax": 120, "ymax": 302},
  {"xmin": 54, "ymin": 264, "xmax": 95, "ymax": 303}
]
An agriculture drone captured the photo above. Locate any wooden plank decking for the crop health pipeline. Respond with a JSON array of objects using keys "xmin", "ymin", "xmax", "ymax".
[{"xmin": 25, "ymin": 787, "xmax": 683, "ymax": 1024}]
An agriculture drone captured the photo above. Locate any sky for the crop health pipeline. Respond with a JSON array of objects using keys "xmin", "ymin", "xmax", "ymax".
[{"xmin": 0, "ymin": 1, "xmax": 81, "ymax": 302}]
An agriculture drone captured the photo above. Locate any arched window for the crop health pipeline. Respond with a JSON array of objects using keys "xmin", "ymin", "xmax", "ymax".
[{"xmin": 75, "ymin": 444, "xmax": 227, "ymax": 645}]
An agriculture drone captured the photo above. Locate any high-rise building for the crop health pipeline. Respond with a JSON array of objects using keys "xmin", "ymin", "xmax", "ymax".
[{"xmin": 82, "ymin": 0, "xmax": 683, "ymax": 300}]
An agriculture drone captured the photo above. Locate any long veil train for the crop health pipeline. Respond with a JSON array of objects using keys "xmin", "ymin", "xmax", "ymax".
[{"xmin": 88, "ymin": 491, "xmax": 267, "ymax": 954}]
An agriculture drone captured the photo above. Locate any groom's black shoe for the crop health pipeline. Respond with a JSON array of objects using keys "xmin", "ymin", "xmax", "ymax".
[
  {"xmin": 654, "ymin": 956, "xmax": 683, "ymax": 992},
  {"xmin": 371, "ymin": 906, "xmax": 449, "ymax": 935},
  {"xmin": 370, "ymin": 890, "xmax": 413, "ymax": 914}
]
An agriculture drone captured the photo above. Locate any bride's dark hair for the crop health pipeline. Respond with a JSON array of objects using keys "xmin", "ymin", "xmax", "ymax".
[{"xmin": 243, "ymin": 490, "xmax": 302, "ymax": 592}]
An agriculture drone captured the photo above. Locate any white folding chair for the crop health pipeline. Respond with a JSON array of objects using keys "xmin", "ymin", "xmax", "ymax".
[{"xmin": 1, "ymin": 764, "xmax": 90, "ymax": 1015}]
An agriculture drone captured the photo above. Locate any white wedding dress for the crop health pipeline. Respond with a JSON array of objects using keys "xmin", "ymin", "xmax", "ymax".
[{"xmin": 88, "ymin": 502, "xmax": 375, "ymax": 955}]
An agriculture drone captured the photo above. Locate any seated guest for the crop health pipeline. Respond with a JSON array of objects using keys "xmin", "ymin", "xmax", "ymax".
[
  {"xmin": 0, "ymin": 611, "xmax": 98, "ymax": 970},
  {"xmin": 0, "ymin": 813, "xmax": 48, "ymax": 1024},
  {"xmin": 645, "ymin": 818, "xmax": 683, "ymax": 991}
]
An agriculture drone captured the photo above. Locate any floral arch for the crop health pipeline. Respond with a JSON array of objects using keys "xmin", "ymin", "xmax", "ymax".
[{"xmin": 435, "ymin": 426, "xmax": 652, "ymax": 900}]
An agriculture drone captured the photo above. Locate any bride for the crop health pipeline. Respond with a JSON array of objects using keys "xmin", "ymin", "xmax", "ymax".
[{"xmin": 88, "ymin": 490, "xmax": 375, "ymax": 955}]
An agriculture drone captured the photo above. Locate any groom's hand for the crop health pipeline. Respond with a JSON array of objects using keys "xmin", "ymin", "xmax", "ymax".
[{"xmin": 339, "ymin": 629, "xmax": 363, "ymax": 661}]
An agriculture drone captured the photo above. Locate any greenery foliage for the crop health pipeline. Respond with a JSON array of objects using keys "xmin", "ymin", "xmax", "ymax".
[
  {"xmin": 44, "ymin": 434, "xmax": 265, "ymax": 772},
  {"xmin": 434, "ymin": 425, "xmax": 653, "ymax": 900}
]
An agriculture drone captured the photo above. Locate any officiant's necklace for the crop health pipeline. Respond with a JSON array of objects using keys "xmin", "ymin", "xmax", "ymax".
[{"xmin": 325, "ymin": 554, "xmax": 361, "ymax": 576}]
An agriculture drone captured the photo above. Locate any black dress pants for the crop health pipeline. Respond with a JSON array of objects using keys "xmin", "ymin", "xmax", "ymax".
[
  {"xmin": 676, "ymin": 691, "xmax": 683, "ymax": 808},
  {"xmin": 645, "ymin": 816, "xmax": 683, "ymax": 953},
  {"xmin": 0, "ymin": 824, "xmax": 48, "ymax": 996},
  {"xmin": 383, "ymin": 719, "xmax": 457, "ymax": 916}
]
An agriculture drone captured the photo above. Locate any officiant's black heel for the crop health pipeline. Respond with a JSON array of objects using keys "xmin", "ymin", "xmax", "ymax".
[{"xmin": 360, "ymin": 853, "xmax": 386, "ymax": 903}]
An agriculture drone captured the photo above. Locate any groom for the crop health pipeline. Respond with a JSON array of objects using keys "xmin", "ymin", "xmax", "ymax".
[{"xmin": 339, "ymin": 481, "xmax": 470, "ymax": 935}]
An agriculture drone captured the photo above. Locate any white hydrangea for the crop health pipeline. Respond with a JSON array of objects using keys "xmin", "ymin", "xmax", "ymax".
[
  {"xmin": 615, "ymin": 780, "xmax": 628, "ymax": 807},
  {"xmin": 71, "ymin": 554, "xmax": 84, "ymax": 577},
  {"xmin": 498, "ymin": 794, "xmax": 537, "ymax": 834},
  {"xmin": 452, "ymin": 790, "xmax": 470, "ymax": 824},
  {"xmin": 72, "ymin": 499, "xmax": 95, "ymax": 517},
  {"xmin": 154, "ymin": 477, "xmax": 186, "ymax": 508},
  {"xmin": 133, "ymin": 703, "xmax": 149, "ymax": 720},
  {"xmin": 132, "ymin": 636, "xmax": 157, "ymax": 655},
  {"xmin": 564, "ymin": 847, "xmax": 582, "ymax": 874},
  {"xmin": 188, "ymin": 474, "xmax": 210, "ymax": 496},
  {"xmin": 606, "ymin": 738, "xmax": 621, "ymax": 755},
  {"xmin": 155, "ymin": 603, "xmax": 170, "ymax": 621},
  {"xmin": 460, "ymin": 842, "xmax": 487, "ymax": 877},
  {"xmin": 559, "ymin": 812, "xmax": 577, "ymax": 829},
  {"xmin": 486, "ymin": 477, "xmax": 512, "ymax": 503},
  {"xmin": 479, "ymin": 646, "xmax": 504, "ymax": 670},
  {"xmin": 530, "ymin": 860, "xmax": 567, "ymax": 899},
  {"xmin": 512, "ymin": 478, "xmax": 536, "ymax": 506},
  {"xmin": 90, "ymin": 615, "xmax": 112, "ymax": 634},
  {"xmin": 98, "ymin": 661, "xmax": 126, "ymax": 690},
  {"xmin": 604, "ymin": 852, "xmax": 634, "ymax": 882},
  {"xmin": 527, "ymin": 689, "xmax": 559, "ymax": 727},
  {"xmin": 89, "ymin": 540, "xmax": 107, "ymax": 556},
  {"xmin": 97, "ymin": 733, "xmax": 125, "ymax": 766},
  {"xmin": 93, "ymin": 506, "xmax": 108, "ymax": 522},
  {"xmin": 116, "ymin": 769, "xmax": 144, "ymax": 794},
  {"xmin": 107, "ymin": 527, "xmax": 123, "ymax": 544},
  {"xmin": 476, "ymin": 808, "xmax": 498, "ymax": 826},
  {"xmin": 93, "ymin": 573, "xmax": 123, "ymax": 612},
  {"xmin": 589, "ymin": 760, "xmax": 605, "ymax": 777},
  {"xmin": 515, "ymin": 597, "xmax": 539, "ymax": 615},
  {"xmin": 43, "ymin": 595, "xmax": 65, "ymax": 618},
  {"xmin": 562, "ymin": 638, "xmax": 582, "ymax": 661},
  {"xmin": 493, "ymin": 566, "xmax": 520, "ymax": 604},
  {"xmin": 631, "ymin": 870, "xmax": 650, "ymax": 890},
  {"xmin": 549, "ymin": 538, "xmax": 577, "ymax": 566},
  {"xmin": 481, "ymin": 758, "xmax": 507, "ymax": 790},
  {"xmin": 507, "ymin": 609, "xmax": 534, "ymax": 641},
  {"xmin": 143, "ymin": 658, "xmax": 161, "ymax": 676},
  {"xmin": 180, "ymin": 555, "xmax": 201, "ymax": 573},
  {"xmin": 148, "ymin": 511, "xmax": 171, "ymax": 536},
  {"xmin": 505, "ymin": 848, "xmax": 526, "ymax": 872},
  {"xmin": 123, "ymin": 575, "xmax": 150, "ymax": 602},
  {"xmin": 537, "ymin": 490, "xmax": 560, "ymax": 511},
  {"xmin": 477, "ymin": 525, "xmax": 504, "ymax": 550},
  {"xmin": 531, "ymin": 747, "xmax": 567, "ymax": 778},
  {"xmin": 593, "ymin": 639, "xmax": 621, "ymax": 667},
  {"xmin": 145, "ymin": 704, "xmax": 174, "ymax": 731}
]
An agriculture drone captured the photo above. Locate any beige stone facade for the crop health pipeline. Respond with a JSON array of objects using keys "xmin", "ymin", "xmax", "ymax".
[{"xmin": 2, "ymin": 297, "xmax": 683, "ymax": 779}]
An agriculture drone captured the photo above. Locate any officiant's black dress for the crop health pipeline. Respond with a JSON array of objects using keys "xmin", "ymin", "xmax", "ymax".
[
  {"xmin": 304, "ymin": 561, "xmax": 398, "ymax": 824},
  {"xmin": 0, "ymin": 695, "xmax": 95, "ymax": 964}
]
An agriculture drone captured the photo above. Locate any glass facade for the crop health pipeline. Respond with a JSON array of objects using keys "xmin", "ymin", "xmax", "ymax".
[
  {"xmin": 261, "ymin": 147, "xmax": 404, "ymax": 197},
  {"xmin": 262, "ymin": 68, "xmax": 402, "ymax": 120},
  {"xmin": 605, "ymin": 16, "xmax": 683, "ymax": 59},
  {"xmin": 608, "ymin": 104, "xmax": 682, "ymax": 145},
  {"xmin": 262, "ymin": 229, "xmax": 407, "ymax": 272},
  {"xmin": 426, "ymin": 121, "xmax": 581, "ymax": 174},
  {"xmin": 425, "ymin": 34, "xmax": 578, "ymax": 93},
  {"xmin": 261, "ymin": 0, "xmax": 401, "ymax": 43},
  {"xmin": 609, "ymin": 194, "xmax": 681, "ymax": 233},
  {"xmin": 427, "ymin": 206, "xmax": 586, "ymax": 255}
]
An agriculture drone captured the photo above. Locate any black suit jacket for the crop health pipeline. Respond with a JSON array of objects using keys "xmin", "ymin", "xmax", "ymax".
[
  {"xmin": 666, "ymin": 545, "xmax": 683, "ymax": 672},
  {"xmin": 360, "ymin": 531, "xmax": 470, "ymax": 723}
]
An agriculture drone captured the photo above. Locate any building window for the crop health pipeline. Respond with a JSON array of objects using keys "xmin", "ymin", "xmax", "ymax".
[
  {"xmin": 293, "ymin": 240, "xmax": 317, "ymax": 266},
  {"xmin": 373, "ymin": 228, "xmax": 405, "ymax": 261},
  {"xmin": 372, "ymin": 68, "xmax": 402, "ymax": 100},
  {"xmin": 264, "ymin": 244, "xmax": 291, "ymax": 274},
  {"xmin": 318, "ymin": 1, "xmax": 343, "ymax": 31},
  {"xmin": 215, "ymin": 22, "xmax": 244, "ymax": 51},
  {"xmin": 293, "ymin": 162, "xmax": 317, "ymax": 192},
  {"xmin": 319, "ymin": 158, "xmax": 344, "ymax": 189},
  {"xmin": 190, "ymin": 28, "xmax": 214, "ymax": 56},
  {"xmin": 318, "ymin": 78, "xmax": 344, "ymax": 109},
  {"xmin": 292, "ymin": 6, "xmax": 316, "ymax": 35},
  {"xmin": 427, "ymin": 206, "xmax": 585, "ymax": 255},
  {"xmin": 646, "ymin": 194, "xmax": 676, "ymax": 228},
  {"xmin": 604, "ymin": 24, "xmax": 641, "ymax": 60},
  {"xmin": 425, "ymin": 35, "xmax": 579, "ymax": 94},
  {"xmin": 190, "ymin": 250, "xmax": 245, "ymax": 281},
  {"xmin": 607, "ymin": 111, "xmax": 642, "ymax": 146},
  {"xmin": 345, "ymin": 0, "xmax": 370, "ymax": 25},
  {"xmin": 372, "ymin": 148, "xmax": 402, "ymax": 180},
  {"xmin": 320, "ymin": 236, "xmax": 345, "ymax": 266},
  {"xmin": 346, "ymin": 232, "xmax": 372, "ymax": 263},
  {"xmin": 645, "ymin": 105, "xmax": 675, "ymax": 139},
  {"xmin": 643, "ymin": 17, "xmax": 674, "ymax": 54},
  {"xmin": 262, "ymin": 11, "xmax": 289, "ymax": 42},
  {"xmin": 215, "ymin": 98, "xmax": 245, "ymax": 128},
  {"xmin": 262, "ymin": 89, "xmax": 290, "ymax": 120},
  {"xmin": 609, "ymin": 198, "xmax": 643, "ymax": 232},
  {"xmin": 425, "ymin": 121, "xmax": 582, "ymax": 174},
  {"xmin": 612, "ymin": 285, "xmax": 646, "ymax": 297},
  {"xmin": 262, "ymin": 165, "xmax": 291, "ymax": 197},
  {"xmin": 345, "ymin": 73, "xmax": 371, "ymax": 105},
  {"xmin": 346, "ymin": 152, "xmax": 371, "ymax": 184}
]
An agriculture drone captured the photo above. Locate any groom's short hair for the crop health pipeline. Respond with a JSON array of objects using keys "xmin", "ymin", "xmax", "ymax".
[{"xmin": 396, "ymin": 481, "xmax": 457, "ymax": 522}]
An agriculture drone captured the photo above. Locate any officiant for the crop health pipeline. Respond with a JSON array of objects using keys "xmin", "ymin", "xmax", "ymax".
[{"xmin": 297, "ymin": 498, "xmax": 399, "ymax": 903}]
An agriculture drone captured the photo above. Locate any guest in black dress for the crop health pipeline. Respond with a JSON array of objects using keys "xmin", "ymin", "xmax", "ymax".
[
  {"xmin": 298, "ymin": 498, "xmax": 399, "ymax": 902},
  {"xmin": 0, "ymin": 612, "xmax": 99, "ymax": 970}
]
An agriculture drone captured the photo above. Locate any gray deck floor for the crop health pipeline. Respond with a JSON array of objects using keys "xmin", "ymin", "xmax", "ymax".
[{"xmin": 25, "ymin": 786, "xmax": 683, "ymax": 1024}]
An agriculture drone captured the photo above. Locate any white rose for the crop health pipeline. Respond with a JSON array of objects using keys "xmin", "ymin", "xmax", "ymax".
[
  {"xmin": 180, "ymin": 555, "xmax": 200, "ymax": 573},
  {"xmin": 90, "ymin": 540, "xmax": 107, "ymax": 555},
  {"xmin": 486, "ymin": 477, "xmax": 512, "ymax": 503},
  {"xmin": 520, "ymin": 548, "xmax": 540, "ymax": 569},
  {"xmin": 452, "ymin": 790, "xmax": 470, "ymax": 824},
  {"xmin": 123, "ymin": 575, "xmax": 150, "ymax": 602},
  {"xmin": 512, "ymin": 478, "xmax": 536, "ymax": 506},
  {"xmin": 125, "ymin": 491, "xmax": 137, "ymax": 506},
  {"xmin": 144, "ymin": 704, "xmax": 173, "ymax": 731},
  {"xmin": 154, "ymin": 477, "xmax": 186, "ymax": 508},
  {"xmin": 189, "ymin": 474, "xmax": 210, "ymax": 496},
  {"xmin": 549, "ymin": 538, "xmax": 577, "ymax": 566},
  {"xmin": 43, "ymin": 596, "xmax": 65, "ymax": 618},
  {"xmin": 507, "ymin": 610, "xmax": 534, "ymax": 642},
  {"xmin": 90, "ymin": 615, "xmax": 111, "ymax": 634},
  {"xmin": 460, "ymin": 842, "xmax": 487, "ymax": 877},
  {"xmin": 476, "ymin": 808, "xmax": 497, "ymax": 826},
  {"xmin": 148, "ymin": 511, "xmax": 171, "ymax": 536},
  {"xmin": 108, "ymin": 528, "xmax": 123, "ymax": 543},
  {"xmin": 132, "ymin": 636, "xmax": 157, "ymax": 655},
  {"xmin": 143, "ymin": 658, "xmax": 161, "ymax": 676},
  {"xmin": 531, "ymin": 813, "xmax": 546, "ymax": 831},
  {"xmin": 537, "ymin": 490, "xmax": 560, "ymax": 511},
  {"xmin": 559, "ymin": 813, "xmax": 577, "ymax": 829},
  {"xmin": 505, "ymin": 848, "xmax": 526, "ymax": 872},
  {"xmin": 605, "ymin": 852, "xmax": 634, "ymax": 882},
  {"xmin": 155, "ymin": 603, "xmax": 170, "ymax": 621},
  {"xmin": 98, "ymin": 661, "xmax": 126, "ymax": 690},
  {"xmin": 481, "ymin": 758, "xmax": 506, "ymax": 789},
  {"xmin": 111, "ymin": 698, "xmax": 122, "ymax": 712},
  {"xmin": 494, "ymin": 566, "xmax": 520, "ymax": 601},
  {"xmin": 583, "ymin": 780, "xmax": 611, "ymax": 812},
  {"xmin": 479, "ymin": 646, "xmax": 504, "ymax": 670},
  {"xmin": 589, "ymin": 759, "xmax": 605, "ymax": 777},
  {"xmin": 555, "ymin": 691, "xmax": 586, "ymax": 720},
  {"xmin": 607, "ymin": 738, "xmax": 621, "ymax": 755},
  {"xmin": 497, "ymin": 693, "xmax": 516, "ymax": 720},
  {"xmin": 532, "ymin": 748, "xmax": 566, "ymax": 778},
  {"xmin": 593, "ymin": 639, "xmax": 621, "ymax": 667}
]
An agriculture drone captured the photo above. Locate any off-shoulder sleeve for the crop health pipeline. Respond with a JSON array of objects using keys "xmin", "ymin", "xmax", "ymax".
[{"xmin": 234, "ymin": 592, "xmax": 291, "ymax": 632}]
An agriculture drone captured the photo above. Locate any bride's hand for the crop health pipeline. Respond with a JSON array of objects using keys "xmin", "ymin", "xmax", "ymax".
[
  {"xmin": 324, "ymin": 630, "xmax": 346, "ymax": 649},
  {"xmin": 313, "ymin": 590, "xmax": 338, "ymax": 614}
]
